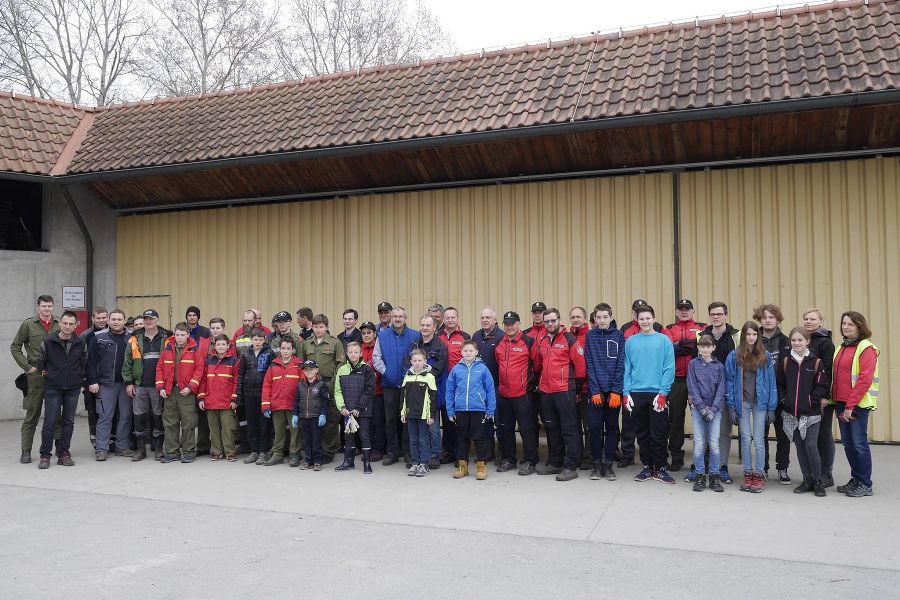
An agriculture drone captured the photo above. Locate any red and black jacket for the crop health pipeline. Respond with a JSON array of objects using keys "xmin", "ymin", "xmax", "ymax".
[
  {"xmin": 667, "ymin": 319, "xmax": 706, "ymax": 378},
  {"xmin": 495, "ymin": 332, "xmax": 535, "ymax": 398},
  {"xmin": 361, "ymin": 341, "xmax": 383, "ymax": 396},
  {"xmin": 155, "ymin": 337, "xmax": 204, "ymax": 395},
  {"xmin": 439, "ymin": 328, "xmax": 471, "ymax": 374},
  {"xmin": 261, "ymin": 356, "xmax": 303, "ymax": 412},
  {"xmin": 531, "ymin": 329, "xmax": 586, "ymax": 394},
  {"xmin": 198, "ymin": 348, "xmax": 239, "ymax": 409}
]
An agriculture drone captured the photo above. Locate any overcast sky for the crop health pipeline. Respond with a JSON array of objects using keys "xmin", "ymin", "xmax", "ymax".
[{"xmin": 422, "ymin": 0, "xmax": 832, "ymax": 52}]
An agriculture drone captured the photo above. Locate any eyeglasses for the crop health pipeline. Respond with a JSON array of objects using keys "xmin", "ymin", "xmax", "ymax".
[{"xmin": 543, "ymin": 318, "xmax": 559, "ymax": 324}]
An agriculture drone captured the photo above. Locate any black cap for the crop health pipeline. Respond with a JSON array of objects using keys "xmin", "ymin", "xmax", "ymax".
[
  {"xmin": 631, "ymin": 299, "xmax": 648, "ymax": 311},
  {"xmin": 503, "ymin": 311, "xmax": 520, "ymax": 324},
  {"xmin": 359, "ymin": 321, "xmax": 377, "ymax": 332},
  {"xmin": 531, "ymin": 301, "xmax": 547, "ymax": 313},
  {"xmin": 185, "ymin": 306, "xmax": 200, "ymax": 318},
  {"xmin": 273, "ymin": 311, "xmax": 292, "ymax": 322},
  {"xmin": 142, "ymin": 309, "xmax": 159, "ymax": 319},
  {"xmin": 377, "ymin": 301, "xmax": 393, "ymax": 312},
  {"xmin": 676, "ymin": 298, "xmax": 694, "ymax": 310},
  {"xmin": 301, "ymin": 360, "xmax": 318, "ymax": 370}
]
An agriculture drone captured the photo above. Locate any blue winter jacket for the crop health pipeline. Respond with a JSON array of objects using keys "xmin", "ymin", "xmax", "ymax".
[
  {"xmin": 374, "ymin": 325, "xmax": 419, "ymax": 388},
  {"xmin": 686, "ymin": 356, "xmax": 725, "ymax": 412},
  {"xmin": 445, "ymin": 358, "xmax": 497, "ymax": 419},
  {"xmin": 724, "ymin": 350, "xmax": 778, "ymax": 417},
  {"xmin": 584, "ymin": 320, "xmax": 625, "ymax": 395}
]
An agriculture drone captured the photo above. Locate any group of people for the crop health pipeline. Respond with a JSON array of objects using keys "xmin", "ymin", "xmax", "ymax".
[{"xmin": 10, "ymin": 294, "xmax": 879, "ymax": 496}]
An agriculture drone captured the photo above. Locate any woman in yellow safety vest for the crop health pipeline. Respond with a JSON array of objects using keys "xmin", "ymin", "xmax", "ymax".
[{"xmin": 831, "ymin": 311, "xmax": 879, "ymax": 498}]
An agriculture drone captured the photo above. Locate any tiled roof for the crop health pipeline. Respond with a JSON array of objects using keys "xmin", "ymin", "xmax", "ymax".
[
  {"xmin": 0, "ymin": 93, "xmax": 85, "ymax": 175},
  {"xmin": 2, "ymin": 1, "xmax": 898, "ymax": 177}
]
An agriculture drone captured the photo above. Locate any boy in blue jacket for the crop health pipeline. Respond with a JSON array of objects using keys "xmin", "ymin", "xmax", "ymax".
[
  {"xmin": 584, "ymin": 303, "xmax": 625, "ymax": 481},
  {"xmin": 686, "ymin": 335, "xmax": 726, "ymax": 492},
  {"xmin": 446, "ymin": 340, "xmax": 496, "ymax": 481}
]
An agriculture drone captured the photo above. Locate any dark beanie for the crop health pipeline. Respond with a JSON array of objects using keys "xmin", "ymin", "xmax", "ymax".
[{"xmin": 185, "ymin": 305, "xmax": 201, "ymax": 318}]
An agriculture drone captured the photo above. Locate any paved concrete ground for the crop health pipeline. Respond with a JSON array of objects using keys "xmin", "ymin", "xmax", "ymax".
[{"xmin": 1, "ymin": 418, "xmax": 897, "ymax": 599}]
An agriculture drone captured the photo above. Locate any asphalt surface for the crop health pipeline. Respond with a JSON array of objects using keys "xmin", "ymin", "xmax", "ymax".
[{"xmin": 1, "ymin": 418, "xmax": 897, "ymax": 599}]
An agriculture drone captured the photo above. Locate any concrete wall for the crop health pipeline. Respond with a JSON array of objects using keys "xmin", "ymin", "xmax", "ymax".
[{"xmin": 0, "ymin": 183, "xmax": 116, "ymax": 419}]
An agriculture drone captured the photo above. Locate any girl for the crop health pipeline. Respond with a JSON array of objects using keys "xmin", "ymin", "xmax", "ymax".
[
  {"xmin": 725, "ymin": 321, "xmax": 777, "ymax": 493},
  {"xmin": 776, "ymin": 327, "xmax": 829, "ymax": 496},
  {"xmin": 686, "ymin": 335, "xmax": 725, "ymax": 492},
  {"xmin": 197, "ymin": 334, "xmax": 240, "ymax": 461},
  {"xmin": 446, "ymin": 340, "xmax": 496, "ymax": 480}
]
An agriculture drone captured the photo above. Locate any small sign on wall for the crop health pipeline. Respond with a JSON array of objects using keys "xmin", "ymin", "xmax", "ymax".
[{"xmin": 62, "ymin": 286, "xmax": 85, "ymax": 309}]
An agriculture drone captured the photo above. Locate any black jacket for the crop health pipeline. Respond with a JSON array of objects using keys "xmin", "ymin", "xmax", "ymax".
[
  {"xmin": 236, "ymin": 345, "xmax": 276, "ymax": 403},
  {"xmin": 337, "ymin": 328, "xmax": 363, "ymax": 351},
  {"xmin": 294, "ymin": 378, "xmax": 331, "ymax": 419},
  {"xmin": 404, "ymin": 335, "xmax": 448, "ymax": 381},
  {"xmin": 762, "ymin": 328, "xmax": 791, "ymax": 374},
  {"xmin": 36, "ymin": 332, "xmax": 87, "ymax": 390},
  {"xmin": 809, "ymin": 328, "xmax": 835, "ymax": 399},
  {"xmin": 86, "ymin": 329, "xmax": 129, "ymax": 385},
  {"xmin": 699, "ymin": 324, "xmax": 739, "ymax": 365},
  {"xmin": 777, "ymin": 353, "xmax": 829, "ymax": 416},
  {"xmin": 472, "ymin": 326, "xmax": 502, "ymax": 384}
]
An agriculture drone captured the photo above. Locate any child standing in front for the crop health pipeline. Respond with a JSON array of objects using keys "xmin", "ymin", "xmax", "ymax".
[
  {"xmin": 198, "ymin": 334, "xmax": 240, "ymax": 461},
  {"xmin": 446, "ymin": 340, "xmax": 496, "ymax": 480},
  {"xmin": 237, "ymin": 329, "xmax": 276, "ymax": 465},
  {"xmin": 293, "ymin": 360, "xmax": 331, "ymax": 471},
  {"xmin": 156, "ymin": 323, "xmax": 204, "ymax": 463},
  {"xmin": 400, "ymin": 349, "xmax": 438, "ymax": 477},
  {"xmin": 334, "ymin": 342, "xmax": 377, "ymax": 473},
  {"xmin": 686, "ymin": 335, "xmax": 726, "ymax": 492},
  {"xmin": 260, "ymin": 338, "xmax": 303, "ymax": 466}
]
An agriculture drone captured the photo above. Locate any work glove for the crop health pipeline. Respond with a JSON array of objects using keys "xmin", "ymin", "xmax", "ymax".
[
  {"xmin": 766, "ymin": 410, "xmax": 775, "ymax": 426},
  {"xmin": 591, "ymin": 394, "xmax": 604, "ymax": 407},
  {"xmin": 728, "ymin": 408, "xmax": 738, "ymax": 424},
  {"xmin": 263, "ymin": 410, "xmax": 271, "ymax": 418},
  {"xmin": 624, "ymin": 395, "xmax": 633, "ymax": 412},
  {"xmin": 317, "ymin": 414, "xmax": 326, "ymax": 427},
  {"xmin": 345, "ymin": 415, "xmax": 359, "ymax": 434},
  {"xmin": 291, "ymin": 415, "xmax": 298, "ymax": 428},
  {"xmin": 653, "ymin": 394, "xmax": 667, "ymax": 412},
  {"xmin": 608, "ymin": 393, "xmax": 621, "ymax": 409}
]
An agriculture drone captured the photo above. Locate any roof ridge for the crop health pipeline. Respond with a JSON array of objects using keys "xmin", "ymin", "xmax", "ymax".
[{"xmin": 0, "ymin": 89, "xmax": 93, "ymax": 112}]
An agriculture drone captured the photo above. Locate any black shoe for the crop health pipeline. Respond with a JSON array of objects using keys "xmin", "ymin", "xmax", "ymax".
[
  {"xmin": 427, "ymin": 457, "xmax": 441, "ymax": 470},
  {"xmin": 590, "ymin": 461, "xmax": 603, "ymax": 480},
  {"xmin": 579, "ymin": 458, "xmax": 594, "ymax": 471},
  {"xmin": 821, "ymin": 472, "xmax": 834, "ymax": 488},
  {"xmin": 669, "ymin": 461, "xmax": 684, "ymax": 472},
  {"xmin": 604, "ymin": 461, "xmax": 617, "ymax": 481},
  {"xmin": 617, "ymin": 457, "xmax": 634, "ymax": 468},
  {"xmin": 555, "ymin": 468, "xmax": 578, "ymax": 481},
  {"xmin": 708, "ymin": 474, "xmax": 724, "ymax": 492},
  {"xmin": 289, "ymin": 454, "xmax": 302, "ymax": 468},
  {"xmin": 813, "ymin": 480, "xmax": 827, "ymax": 497},
  {"xmin": 439, "ymin": 453, "xmax": 455, "ymax": 464},
  {"xmin": 496, "ymin": 460, "xmax": 516, "ymax": 473},
  {"xmin": 132, "ymin": 443, "xmax": 147, "ymax": 462},
  {"xmin": 38, "ymin": 455, "xmax": 51, "ymax": 469},
  {"xmin": 382, "ymin": 454, "xmax": 398, "ymax": 466},
  {"xmin": 535, "ymin": 463, "xmax": 563, "ymax": 475},
  {"xmin": 20, "ymin": 451, "xmax": 31, "ymax": 464},
  {"xmin": 794, "ymin": 479, "xmax": 813, "ymax": 494},
  {"xmin": 692, "ymin": 474, "xmax": 707, "ymax": 492},
  {"xmin": 837, "ymin": 478, "xmax": 859, "ymax": 494}
]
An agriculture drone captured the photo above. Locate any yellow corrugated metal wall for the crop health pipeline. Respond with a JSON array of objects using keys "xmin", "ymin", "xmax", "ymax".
[{"xmin": 680, "ymin": 157, "xmax": 899, "ymax": 442}]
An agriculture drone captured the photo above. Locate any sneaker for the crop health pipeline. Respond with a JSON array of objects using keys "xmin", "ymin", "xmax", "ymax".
[
  {"xmin": 708, "ymin": 474, "xmax": 724, "ymax": 492},
  {"xmin": 634, "ymin": 466, "xmax": 653, "ymax": 482},
  {"xmin": 243, "ymin": 452, "xmax": 259, "ymax": 464},
  {"xmin": 750, "ymin": 472, "xmax": 765, "ymax": 493},
  {"xmin": 740, "ymin": 471, "xmax": 753, "ymax": 492},
  {"xmin": 57, "ymin": 453, "xmax": 75, "ymax": 466},
  {"xmin": 590, "ymin": 463, "xmax": 603, "ymax": 480},
  {"xmin": 617, "ymin": 456, "xmax": 635, "ymax": 469},
  {"xmin": 719, "ymin": 467, "xmax": 733, "ymax": 484},
  {"xmin": 496, "ymin": 460, "xmax": 516, "ymax": 473},
  {"xmin": 604, "ymin": 461, "xmax": 617, "ymax": 481},
  {"xmin": 416, "ymin": 464, "xmax": 428, "ymax": 477},
  {"xmin": 160, "ymin": 454, "xmax": 178, "ymax": 463},
  {"xmin": 427, "ymin": 457, "xmax": 441, "ymax": 470},
  {"xmin": 845, "ymin": 482, "xmax": 873, "ymax": 497},
  {"xmin": 692, "ymin": 474, "xmax": 707, "ymax": 492},
  {"xmin": 38, "ymin": 455, "xmax": 51, "ymax": 469},
  {"xmin": 288, "ymin": 454, "xmax": 301, "ymax": 468},
  {"xmin": 301, "ymin": 463, "xmax": 312, "ymax": 470},
  {"xmin": 555, "ymin": 468, "xmax": 578, "ymax": 482},
  {"xmin": 115, "ymin": 448, "xmax": 135, "ymax": 457},
  {"xmin": 95, "ymin": 451, "xmax": 108, "ymax": 462},
  {"xmin": 837, "ymin": 478, "xmax": 859, "ymax": 494},
  {"xmin": 180, "ymin": 454, "xmax": 195, "ymax": 463},
  {"xmin": 256, "ymin": 452, "xmax": 269, "ymax": 465},
  {"xmin": 653, "ymin": 467, "xmax": 676, "ymax": 484},
  {"xmin": 517, "ymin": 462, "xmax": 536, "ymax": 476},
  {"xmin": 778, "ymin": 469, "xmax": 792, "ymax": 485},
  {"xmin": 535, "ymin": 463, "xmax": 563, "ymax": 475},
  {"xmin": 794, "ymin": 479, "xmax": 813, "ymax": 494},
  {"xmin": 813, "ymin": 480, "xmax": 827, "ymax": 497},
  {"xmin": 210, "ymin": 453, "xmax": 222, "ymax": 461},
  {"xmin": 263, "ymin": 454, "xmax": 284, "ymax": 466},
  {"xmin": 407, "ymin": 464, "xmax": 418, "ymax": 476},
  {"xmin": 683, "ymin": 465, "xmax": 698, "ymax": 483},
  {"xmin": 313, "ymin": 463, "xmax": 322, "ymax": 471},
  {"xmin": 821, "ymin": 472, "xmax": 835, "ymax": 488},
  {"xmin": 405, "ymin": 460, "xmax": 413, "ymax": 470}
]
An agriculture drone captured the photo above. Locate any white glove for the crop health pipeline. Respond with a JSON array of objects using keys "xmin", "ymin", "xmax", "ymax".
[
  {"xmin": 624, "ymin": 395, "xmax": 634, "ymax": 412},
  {"xmin": 344, "ymin": 414, "xmax": 359, "ymax": 434}
]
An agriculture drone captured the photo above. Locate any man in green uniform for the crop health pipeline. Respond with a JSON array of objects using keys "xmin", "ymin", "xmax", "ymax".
[{"xmin": 300, "ymin": 314, "xmax": 346, "ymax": 463}]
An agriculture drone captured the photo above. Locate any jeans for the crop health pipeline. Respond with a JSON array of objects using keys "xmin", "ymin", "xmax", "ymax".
[
  {"xmin": 838, "ymin": 406, "xmax": 872, "ymax": 488},
  {"xmin": 691, "ymin": 409, "xmax": 721, "ymax": 475},
  {"xmin": 408, "ymin": 419, "xmax": 430, "ymax": 464},
  {"xmin": 586, "ymin": 394, "xmax": 620, "ymax": 462},
  {"xmin": 739, "ymin": 404, "xmax": 767, "ymax": 473},
  {"xmin": 40, "ymin": 388, "xmax": 79, "ymax": 457}
]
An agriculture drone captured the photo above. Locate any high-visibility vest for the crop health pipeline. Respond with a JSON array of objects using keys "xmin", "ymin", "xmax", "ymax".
[{"xmin": 834, "ymin": 339, "xmax": 880, "ymax": 410}]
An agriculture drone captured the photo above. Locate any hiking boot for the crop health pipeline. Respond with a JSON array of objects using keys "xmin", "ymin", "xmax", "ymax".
[
  {"xmin": 517, "ymin": 462, "xmax": 535, "ymax": 476},
  {"xmin": 263, "ymin": 454, "xmax": 284, "ymax": 466},
  {"xmin": 590, "ymin": 461, "xmax": 603, "ymax": 480},
  {"xmin": 115, "ymin": 448, "xmax": 135, "ymax": 457},
  {"xmin": 535, "ymin": 463, "xmax": 562, "ymax": 476},
  {"xmin": 132, "ymin": 443, "xmax": 147, "ymax": 462},
  {"xmin": 38, "ymin": 455, "xmax": 51, "ymax": 469},
  {"xmin": 95, "ymin": 451, "xmax": 108, "ymax": 462},
  {"xmin": 794, "ymin": 478, "xmax": 813, "ymax": 494},
  {"xmin": 20, "ymin": 451, "xmax": 31, "ymax": 464},
  {"xmin": 740, "ymin": 471, "xmax": 753, "ymax": 492},
  {"xmin": 604, "ymin": 461, "xmax": 617, "ymax": 481},
  {"xmin": 692, "ymin": 474, "xmax": 707, "ymax": 492},
  {"xmin": 427, "ymin": 457, "xmax": 441, "ymax": 470},
  {"xmin": 634, "ymin": 466, "xmax": 653, "ymax": 482},
  {"xmin": 475, "ymin": 460, "xmax": 487, "ymax": 480},
  {"xmin": 778, "ymin": 469, "xmax": 792, "ymax": 485},
  {"xmin": 845, "ymin": 482, "xmax": 873, "ymax": 497},
  {"xmin": 289, "ymin": 453, "xmax": 302, "ymax": 468},
  {"xmin": 453, "ymin": 460, "xmax": 469, "ymax": 478},
  {"xmin": 496, "ymin": 460, "xmax": 516, "ymax": 473},
  {"xmin": 837, "ymin": 478, "xmax": 859, "ymax": 494},
  {"xmin": 243, "ymin": 452, "xmax": 259, "ymax": 464},
  {"xmin": 821, "ymin": 472, "xmax": 835, "ymax": 488},
  {"xmin": 416, "ymin": 464, "xmax": 428, "ymax": 477},
  {"xmin": 617, "ymin": 456, "xmax": 634, "ymax": 469},
  {"xmin": 653, "ymin": 467, "xmax": 675, "ymax": 484},
  {"xmin": 719, "ymin": 467, "xmax": 733, "ymax": 484},
  {"xmin": 57, "ymin": 452, "xmax": 75, "ymax": 466},
  {"xmin": 382, "ymin": 454, "xmax": 398, "ymax": 466},
  {"xmin": 708, "ymin": 474, "xmax": 724, "ymax": 492},
  {"xmin": 256, "ymin": 452, "xmax": 269, "ymax": 465},
  {"xmin": 750, "ymin": 472, "xmax": 765, "ymax": 493},
  {"xmin": 813, "ymin": 479, "xmax": 827, "ymax": 497},
  {"xmin": 555, "ymin": 468, "xmax": 578, "ymax": 482}
]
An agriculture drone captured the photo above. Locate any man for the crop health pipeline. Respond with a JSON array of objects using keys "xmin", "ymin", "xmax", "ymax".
[
  {"xmin": 295, "ymin": 307, "xmax": 314, "ymax": 340},
  {"xmin": 10, "ymin": 294, "xmax": 60, "ymax": 463},
  {"xmin": 569, "ymin": 306, "xmax": 592, "ymax": 470},
  {"xmin": 300, "ymin": 314, "xmax": 346, "ymax": 463},
  {"xmin": 621, "ymin": 299, "xmax": 667, "ymax": 338},
  {"xmin": 437, "ymin": 307, "xmax": 470, "ymax": 463},
  {"xmin": 233, "ymin": 310, "xmax": 258, "ymax": 355},
  {"xmin": 80, "ymin": 306, "xmax": 109, "ymax": 449},
  {"xmin": 130, "ymin": 316, "xmax": 144, "ymax": 333},
  {"xmin": 428, "ymin": 303, "xmax": 445, "ymax": 333},
  {"xmin": 754, "ymin": 303, "xmax": 793, "ymax": 484},
  {"xmin": 531, "ymin": 308, "xmax": 586, "ymax": 481},
  {"xmin": 495, "ymin": 311, "xmax": 538, "ymax": 475},
  {"xmin": 123, "ymin": 309, "xmax": 170, "ymax": 460},
  {"xmin": 34, "ymin": 311, "xmax": 86, "ymax": 469},
  {"xmin": 185, "ymin": 306, "xmax": 211, "ymax": 342},
  {"xmin": 249, "ymin": 308, "xmax": 272, "ymax": 335},
  {"xmin": 337, "ymin": 308, "xmax": 363, "ymax": 350},
  {"xmin": 406, "ymin": 315, "xmax": 447, "ymax": 469},
  {"xmin": 522, "ymin": 301, "xmax": 547, "ymax": 454},
  {"xmin": 376, "ymin": 301, "xmax": 393, "ymax": 332},
  {"xmin": 268, "ymin": 311, "xmax": 300, "ymax": 353},
  {"xmin": 86, "ymin": 309, "xmax": 133, "ymax": 460},
  {"xmin": 473, "ymin": 307, "xmax": 502, "ymax": 462},
  {"xmin": 373, "ymin": 307, "xmax": 418, "ymax": 465},
  {"xmin": 665, "ymin": 299, "xmax": 706, "ymax": 472}
]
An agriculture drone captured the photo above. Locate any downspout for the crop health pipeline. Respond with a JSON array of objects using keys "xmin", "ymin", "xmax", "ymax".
[
  {"xmin": 62, "ymin": 186, "xmax": 94, "ymax": 311},
  {"xmin": 672, "ymin": 171, "xmax": 682, "ymax": 304}
]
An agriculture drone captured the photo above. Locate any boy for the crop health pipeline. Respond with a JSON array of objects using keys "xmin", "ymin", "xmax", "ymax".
[
  {"xmin": 400, "ymin": 349, "xmax": 438, "ymax": 477},
  {"xmin": 292, "ymin": 360, "xmax": 331, "ymax": 470},
  {"xmin": 261, "ymin": 338, "xmax": 303, "ymax": 466},
  {"xmin": 623, "ymin": 305, "xmax": 676, "ymax": 483},
  {"xmin": 334, "ymin": 341, "xmax": 377, "ymax": 473},
  {"xmin": 156, "ymin": 323, "xmax": 204, "ymax": 463},
  {"xmin": 238, "ymin": 329, "xmax": 276, "ymax": 464},
  {"xmin": 198, "ymin": 334, "xmax": 240, "ymax": 461},
  {"xmin": 584, "ymin": 303, "xmax": 625, "ymax": 481}
]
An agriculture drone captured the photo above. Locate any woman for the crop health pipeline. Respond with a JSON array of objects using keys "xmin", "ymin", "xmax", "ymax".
[
  {"xmin": 832, "ymin": 311, "xmax": 879, "ymax": 497},
  {"xmin": 725, "ymin": 321, "xmax": 777, "ymax": 493},
  {"xmin": 776, "ymin": 328, "xmax": 829, "ymax": 496},
  {"xmin": 803, "ymin": 308, "xmax": 836, "ymax": 486}
]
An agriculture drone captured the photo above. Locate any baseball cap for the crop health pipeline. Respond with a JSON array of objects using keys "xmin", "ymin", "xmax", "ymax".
[
  {"xmin": 359, "ymin": 321, "xmax": 377, "ymax": 332},
  {"xmin": 676, "ymin": 299, "xmax": 694, "ymax": 310},
  {"xmin": 531, "ymin": 301, "xmax": 547, "ymax": 313},
  {"xmin": 503, "ymin": 311, "xmax": 520, "ymax": 324},
  {"xmin": 142, "ymin": 309, "xmax": 159, "ymax": 319},
  {"xmin": 377, "ymin": 301, "xmax": 393, "ymax": 312},
  {"xmin": 273, "ymin": 311, "xmax": 292, "ymax": 322},
  {"xmin": 301, "ymin": 360, "xmax": 318, "ymax": 370},
  {"xmin": 631, "ymin": 299, "xmax": 648, "ymax": 311}
]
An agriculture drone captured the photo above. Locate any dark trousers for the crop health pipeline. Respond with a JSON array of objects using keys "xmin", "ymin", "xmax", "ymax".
[
  {"xmin": 541, "ymin": 391, "xmax": 582, "ymax": 471},
  {"xmin": 577, "ymin": 395, "xmax": 590, "ymax": 460},
  {"xmin": 498, "ymin": 395, "xmax": 538, "ymax": 465},
  {"xmin": 441, "ymin": 408, "xmax": 456, "ymax": 457},
  {"xmin": 764, "ymin": 408, "xmax": 791, "ymax": 472},
  {"xmin": 244, "ymin": 395, "xmax": 273, "ymax": 454},
  {"xmin": 818, "ymin": 404, "xmax": 836, "ymax": 475},
  {"xmin": 370, "ymin": 395, "xmax": 385, "ymax": 452},
  {"xmin": 793, "ymin": 422, "xmax": 822, "ymax": 480},
  {"xmin": 346, "ymin": 416, "xmax": 371, "ymax": 450},
  {"xmin": 40, "ymin": 388, "xmax": 79, "ymax": 457},
  {"xmin": 455, "ymin": 411, "xmax": 488, "ymax": 461},
  {"xmin": 586, "ymin": 393, "xmax": 620, "ymax": 462},
  {"xmin": 667, "ymin": 378, "xmax": 688, "ymax": 465},
  {"xmin": 632, "ymin": 392, "xmax": 669, "ymax": 469},
  {"xmin": 300, "ymin": 417, "xmax": 324, "ymax": 465},
  {"xmin": 196, "ymin": 409, "xmax": 210, "ymax": 454},
  {"xmin": 83, "ymin": 389, "xmax": 98, "ymax": 440},
  {"xmin": 529, "ymin": 389, "xmax": 542, "ymax": 449},
  {"xmin": 620, "ymin": 401, "xmax": 637, "ymax": 460},
  {"xmin": 383, "ymin": 388, "xmax": 407, "ymax": 458}
]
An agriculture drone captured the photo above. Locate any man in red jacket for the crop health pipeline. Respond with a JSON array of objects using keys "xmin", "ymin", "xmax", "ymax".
[
  {"xmin": 495, "ymin": 311, "xmax": 537, "ymax": 475},
  {"xmin": 665, "ymin": 299, "xmax": 706, "ymax": 471},
  {"xmin": 438, "ymin": 307, "xmax": 470, "ymax": 463},
  {"xmin": 156, "ymin": 323, "xmax": 204, "ymax": 463},
  {"xmin": 523, "ymin": 301, "xmax": 547, "ymax": 452},
  {"xmin": 569, "ymin": 306, "xmax": 591, "ymax": 470},
  {"xmin": 531, "ymin": 308, "xmax": 587, "ymax": 482}
]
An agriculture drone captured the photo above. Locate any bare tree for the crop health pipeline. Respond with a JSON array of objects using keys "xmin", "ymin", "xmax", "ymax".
[
  {"xmin": 277, "ymin": 0, "xmax": 454, "ymax": 78},
  {"xmin": 139, "ymin": 0, "xmax": 281, "ymax": 96}
]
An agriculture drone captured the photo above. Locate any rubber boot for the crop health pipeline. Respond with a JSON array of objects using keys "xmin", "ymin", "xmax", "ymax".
[
  {"xmin": 476, "ymin": 460, "xmax": 487, "ymax": 480},
  {"xmin": 335, "ymin": 446, "xmax": 355, "ymax": 471},
  {"xmin": 363, "ymin": 449, "xmax": 373, "ymax": 474},
  {"xmin": 152, "ymin": 414, "xmax": 165, "ymax": 460},
  {"xmin": 453, "ymin": 460, "xmax": 469, "ymax": 478},
  {"xmin": 132, "ymin": 414, "xmax": 148, "ymax": 461},
  {"xmin": 132, "ymin": 437, "xmax": 147, "ymax": 462}
]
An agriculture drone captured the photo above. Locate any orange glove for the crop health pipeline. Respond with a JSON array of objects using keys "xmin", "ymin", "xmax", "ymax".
[
  {"xmin": 591, "ymin": 394, "xmax": 604, "ymax": 406},
  {"xmin": 608, "ymin": 393, "xmax": 621, "ymax": 409}
]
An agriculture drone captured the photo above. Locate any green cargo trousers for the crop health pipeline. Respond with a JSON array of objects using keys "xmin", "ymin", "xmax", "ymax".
[
  {"xmin": 21, "ymin": 371, "xmax": 60, "ymax": 453},
  {"xmin": 207, "ymin": 409, "xmax": 237, "ymax": 457},
  {"xmin": 163, "ymin": 393, "xmax": 197, "ymax": 456}
]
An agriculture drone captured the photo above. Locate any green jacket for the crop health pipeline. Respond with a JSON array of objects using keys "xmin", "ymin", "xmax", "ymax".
[
  {"xmin": 300, "ymin": 334, "xmax": 346, "ymax": 383},
  {"xmin": 10, "ymin": 317, "xmax": 59, "ymax": 371},
  {"xmin": 122, "ymin": 327, "xmax": 170, "ymax": 385},
  {"xmin": 268, "ymin": 330, "xmax": 301, "ymax": 355}
]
